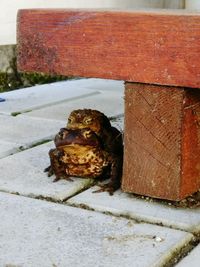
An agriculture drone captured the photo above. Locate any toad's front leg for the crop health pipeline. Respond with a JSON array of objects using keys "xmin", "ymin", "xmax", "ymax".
[{"xmin": 44, "ymin": 148, "xmax": 72, "ymax": 182}]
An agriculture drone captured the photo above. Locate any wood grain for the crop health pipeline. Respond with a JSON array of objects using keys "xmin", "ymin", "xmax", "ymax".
[
  {"xmin": 17, "ymin": 9, "xmax": 200, "ymax": 88},
  {"xmin": 181, "ymin": 89, "xmax": 200, "ymax": 196},
  {"xmin": 122, "ymin": 83, "xmax": 200, "ymax": 200}
]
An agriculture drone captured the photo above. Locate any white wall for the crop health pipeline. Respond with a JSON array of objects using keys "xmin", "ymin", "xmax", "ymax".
[
  {"xmin": 0, "ymin": 0, "xmax": 185, "ymax": 45},
  {"xmin": 185, "ymin": 0, "xmax": 200, "ymax": 10}
]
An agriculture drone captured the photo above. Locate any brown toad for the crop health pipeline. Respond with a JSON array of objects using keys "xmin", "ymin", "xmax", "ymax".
[{"xmin": 45, "ymin": 109, "xmax": 123, "ymax": 195}]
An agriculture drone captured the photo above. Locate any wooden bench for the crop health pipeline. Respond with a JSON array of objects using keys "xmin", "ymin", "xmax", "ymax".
[{"xmin": 17, "ymin": 9, "xmax": 200, "ymax": 201}]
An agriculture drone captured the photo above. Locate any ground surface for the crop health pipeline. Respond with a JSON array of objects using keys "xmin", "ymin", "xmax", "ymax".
[{"xmin": 0, "ymin": 78, "xmax": 199, "ymax": 267}]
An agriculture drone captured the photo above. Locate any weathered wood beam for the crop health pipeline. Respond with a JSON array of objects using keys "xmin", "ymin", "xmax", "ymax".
[{"xmin": 17, "ymin": 9, "xmax": 200, "ymax": 88}]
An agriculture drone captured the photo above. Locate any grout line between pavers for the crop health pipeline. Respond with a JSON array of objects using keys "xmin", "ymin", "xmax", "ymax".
[
  {"xmin": 0, "ymin": 114, "xmax": 124, "ymax": 159},
  {"xmin": 2, "ymin": 91, "xmax": 101, "ymax": 117},
  {"xmin": 0, "ymin": 188, "xmax": 198, "ymax": 267},
  {"xmin": 0, "ymin": 143, "xmax": 199, "ymax": 238},
  {"xmin": 0, "ymin": 185, "xmax": 93, "ymax": 205},
  {"xmin": 0, "ymin": 186, "xmax": 195, "ymax": 234},
  {"xmin": 0, "ymin": 174, "xmax": 198, "ymax": 237},
  {"xmin": 159, "ymin": 237, "xmax": 197, "ymax": 267},
  {"xmin": 65, "ymin": 199, "xmax": 197, "ymax": 234},
  {"xmin": 0, "ymin": 189, "xmax": 198, "ymax": 267},
  {"xmin": 63, "ymin": 197, "xmax": 200, "ymax": 267},
  {"xmin": 0, "ymin": 138, "xmax": 54, "ymax": 160}
]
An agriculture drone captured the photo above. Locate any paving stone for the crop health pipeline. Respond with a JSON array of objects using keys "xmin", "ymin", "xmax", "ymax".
[
  {"xmin": 23, "ymin": 90, "xmax": 124, "ymax": 121},
  {"xmin": 0, "ymin": 78, "xmax": 123, "ymax": 115},
  {"xmin": 176, "ymin": 244, "xmax": 200, "ymax": 267},
  {"xmin": 0, "ymin": 142, "xmax": 94, "ymax": 201},
  {"xmin": 67, "ymin": 187, "xmax": 200, "ymax": 234},
  {"xmin": 0, "ymin": 79, "xmax": 98, "ymax": 115},
  {"xmin": 0, "ymin": 140, "xmax": 22, "ymax": 159},
  {"xmin": 79, "ymin": 78, "xmax": 124, "ymax": 92},
  {"xmin": 0, "ymin": 114, "xmax": 63, "ymax": 149},
  {"xmin": 0, "ymin": 192, "xmax": 193, "ymax": 267}
]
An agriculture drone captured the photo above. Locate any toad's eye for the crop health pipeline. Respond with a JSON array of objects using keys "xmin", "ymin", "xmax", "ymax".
[
  {"xmin": 84, "ymin": 117, "xmax": 93, "ymax": 124},
  {"xmin": 83, "ymin": 130, "xmax": 91, "ymax": 138},
  {"xmin": 68, "ymin": 117, "xmax": 73, "ymax": 124}
]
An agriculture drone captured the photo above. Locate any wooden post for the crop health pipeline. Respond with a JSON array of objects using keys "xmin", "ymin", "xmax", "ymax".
[
  {"xmin": 17, "ymin": 9, "xmax": 200, "ymax": 200},
  {"xmin": 122, "ymin": 83, "xmax": 200, "ymax": 200}
]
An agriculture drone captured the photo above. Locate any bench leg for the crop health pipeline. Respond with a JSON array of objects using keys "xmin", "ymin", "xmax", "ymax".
[{"xmin": 122, "ymin": 82, "xmax": 200, "ymax": 200}]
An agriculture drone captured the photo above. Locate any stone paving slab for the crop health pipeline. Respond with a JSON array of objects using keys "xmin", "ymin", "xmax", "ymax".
[
  {"xmin": 176, "ymin": 243, "xmax": 200, "ymax": 267},
  {"xmin": 0, "ymin": 140, "xmax": 22, "ymax": 159},
  {"xmin": 0, "ymin": 78, "xmax": 123, "ymax": 115},
  {"xmin": 1, "ymin": 78, "xmax": 199, "ymax": 266},
  {"xmin": 23, "ymin": 90, "xmax": 124, "ymax": 121},
  {"xmin": 0, "ymin": 80, "xmax": 98, "ymax": 115},
  {"xmin": 0, "ymin": 142, "xmax": 94, "ymax": 201},
  {"xmin": 79, "ymin": 78, "xmax": 124, "ymax": 92},
  {"xmin": 67, "ymin": 187, "xmax": 200, "ymax": 234},
  {"xmin": 0, "ymin": 114, "xmax": 63, "ymax": 149},
  {"xmin": 0, "ymin": 191, "xmax": 193, "ymax": 267}
]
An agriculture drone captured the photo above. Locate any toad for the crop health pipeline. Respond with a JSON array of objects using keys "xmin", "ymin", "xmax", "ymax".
[{"xmin": 45, "ymin": 109, "xmax": 123, "ymax": 195}]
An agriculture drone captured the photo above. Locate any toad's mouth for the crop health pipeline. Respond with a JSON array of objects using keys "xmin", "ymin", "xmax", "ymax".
[{"xmin": 55, "ymin": 128, "xmax": 102, "ymax": 148}]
